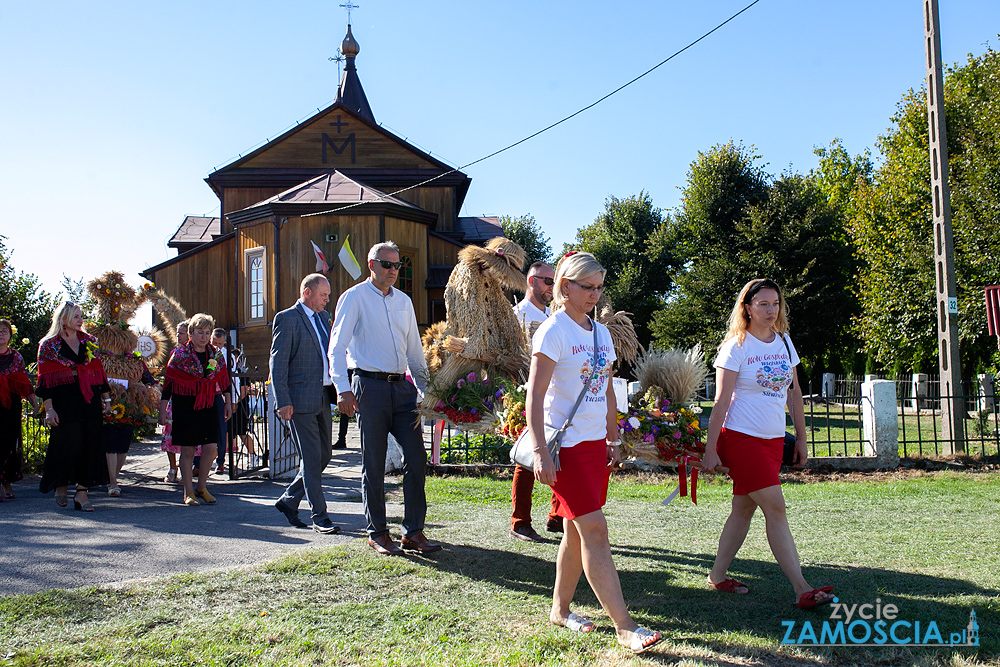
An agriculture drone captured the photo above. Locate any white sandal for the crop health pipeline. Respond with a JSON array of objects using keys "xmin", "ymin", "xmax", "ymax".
[
  {"xmin": 564, "ymin": 612, "xmax": 595, "ymax": 633},
  {"xmin": 107, "ymin": 486, "xmax": 121, "ymax": 497},
  {"xmin": 620, "ymin": 626, "xmax": 662, "ymax": 654}
]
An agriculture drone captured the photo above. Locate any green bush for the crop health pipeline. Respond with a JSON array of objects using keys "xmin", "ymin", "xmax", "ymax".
[{"xmin": 438, "ymin": 433, "xmax": 509, "ymax": 465}]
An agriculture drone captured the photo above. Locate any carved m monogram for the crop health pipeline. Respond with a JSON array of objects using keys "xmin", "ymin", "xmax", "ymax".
[{"xmin": 321, "ymin": 132, "xmax": 356, "ymax": 163}]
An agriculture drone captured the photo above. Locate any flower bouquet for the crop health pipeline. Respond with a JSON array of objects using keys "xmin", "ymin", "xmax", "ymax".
[
  {"xmin": 618, "ymin": 345, "xmax": 708, "ymax": 502},
  {"xmin": 618, "ymin": 386, "xmax": 705, "ymax": 463},
  {"xmin": 104, "ymin": 382, "xmax": 160, "ymax": 427},
  {"xmin": 495, "ymin": 376, "xmax": 527, "ymax": 441},
  {"xmin": 419, "ymin": 370, "xmax": 504, "ymax": 434}
]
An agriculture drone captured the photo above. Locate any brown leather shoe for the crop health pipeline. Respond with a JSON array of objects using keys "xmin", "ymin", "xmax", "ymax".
[
  {"xmin": 368, "ymin": 533, "xmax": 403, "ymax": 556},
  {"xmin": 510, "ymin": 525, "xmax": 545, "ymax": 542},
  {"xmin": 400, "ymin": 531, "xmax": 442, "ymax": 554}
]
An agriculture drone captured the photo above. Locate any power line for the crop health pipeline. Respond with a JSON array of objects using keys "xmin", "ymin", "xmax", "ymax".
[{"xmin": 299, "ymin": 0, "xmax": 764, "ymax": 218}]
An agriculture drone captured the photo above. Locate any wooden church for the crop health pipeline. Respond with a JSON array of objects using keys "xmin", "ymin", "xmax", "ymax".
[{"xmin": 141, "ymin": 25, "xmax": 502, "ymax": 372}]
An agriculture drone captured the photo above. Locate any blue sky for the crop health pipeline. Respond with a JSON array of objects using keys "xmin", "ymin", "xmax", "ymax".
[{"xmin": 2, "ymin": 0, "xmax": 998, "ymax": 310}]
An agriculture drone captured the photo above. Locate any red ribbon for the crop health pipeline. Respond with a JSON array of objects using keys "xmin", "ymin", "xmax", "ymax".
[{"xmin": 676, "ymin": 455, "xmax": 700, "ymax": 505}]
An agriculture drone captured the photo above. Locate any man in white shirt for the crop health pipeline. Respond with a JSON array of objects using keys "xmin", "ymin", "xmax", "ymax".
[
  {"xmin": 271, "ymin": 274, "xmax": 340, "ymax": 534},
  {"xmin": 509, "ymin": 261, "xmax": 563, "ymax": 542},
  {"xmin": 329, "ymin": 241, "xmax": 441, "ymax": 556}
]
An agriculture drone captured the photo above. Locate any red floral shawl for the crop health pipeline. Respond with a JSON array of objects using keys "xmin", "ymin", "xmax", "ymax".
[
  {"xmin": 164, "ymin": 342, "xmax": 230, "ymax": 410},
  {"xmin": 36, "ymin": 332, "xmax": 107, "ymax": 404},
  {"xmin": 0, "ymin": 349, "xmax": 34, "ymax": 409}
]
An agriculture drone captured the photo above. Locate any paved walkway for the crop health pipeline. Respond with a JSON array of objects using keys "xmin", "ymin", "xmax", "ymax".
[{"xmin": 0, "ymin": 426, "xmax": 379, "ymax": 597}]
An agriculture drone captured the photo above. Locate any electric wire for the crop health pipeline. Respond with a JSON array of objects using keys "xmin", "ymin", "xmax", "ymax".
[{"xmin": 296, "ymin": 0, "xmax": 764, "ymax": 218}]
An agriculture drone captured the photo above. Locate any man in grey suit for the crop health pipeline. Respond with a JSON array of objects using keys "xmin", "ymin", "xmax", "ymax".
[{"xmin": 270, "ymin": 273, "xmax": 340, "ymax": 534}]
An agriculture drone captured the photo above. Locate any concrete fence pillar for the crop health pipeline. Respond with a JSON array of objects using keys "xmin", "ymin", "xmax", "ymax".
[
  {"xmin": 861, "ymin": 379, "xmax": 899, "ymax": 468},
  {"xmin": 907, "ymin": 373, "xmax": 929, "ymax": 411},
  {"xmin": 821, "ymin": 373, "xmax": 835, "ymax": 398},
  {"xmin": 978, "ymin": 374, "xmax": 996, "ymax": 412}
]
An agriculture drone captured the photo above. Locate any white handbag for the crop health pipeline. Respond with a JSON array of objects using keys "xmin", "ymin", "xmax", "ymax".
[{"xmin": 509, "ymin": 322, "xmax": 599, "ymax": 471}]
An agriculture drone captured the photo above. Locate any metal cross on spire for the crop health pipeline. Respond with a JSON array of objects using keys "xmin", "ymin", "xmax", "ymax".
[
  {"xmin": 328, "ymin": 48, "xmax": 344, "ymax": 79},
  {"xmin": 340, "ymin": 1, "xmax": 359, "ymax": 24}
]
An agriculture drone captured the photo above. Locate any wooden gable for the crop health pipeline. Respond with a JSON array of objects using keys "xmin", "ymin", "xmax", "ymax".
[{"xmin": 229, "ymin": 106, "xmax": 445, "ymax": 172}]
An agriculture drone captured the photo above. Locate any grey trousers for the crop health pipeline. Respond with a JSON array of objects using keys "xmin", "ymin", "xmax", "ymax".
[
  {"xmin": 353, "ymin": 374, "xmax": 427, "ymax": 538},
  {"xmin": 278, "ymin": 407, "xmax": 333, "ymax": 522}
]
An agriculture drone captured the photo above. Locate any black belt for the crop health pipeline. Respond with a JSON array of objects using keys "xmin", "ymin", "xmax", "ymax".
[{"xmin": 355, "ymin": 369, "xmax": 406, "ymax": 382}]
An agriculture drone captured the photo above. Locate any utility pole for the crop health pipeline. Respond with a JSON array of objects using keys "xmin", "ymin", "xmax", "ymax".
[{"xmin": 923, "ymin": 0, "xmax": 964, "ymax": 452}]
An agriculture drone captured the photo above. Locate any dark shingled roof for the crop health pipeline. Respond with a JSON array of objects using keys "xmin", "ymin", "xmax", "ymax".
[
  {"xmin": 455, "ymin": 216, "xmax": 503, "ymax": 244},
  {"xmin": 425, "ymin": 265, "xmax": 454, "ymax": 289},
  {"xmin": 240, "ymin": 171, "xmax": 420, "ymax": 210},
  {"xmin": 168, "ymin": 216, "xmax": 221, "ymax": 252}
]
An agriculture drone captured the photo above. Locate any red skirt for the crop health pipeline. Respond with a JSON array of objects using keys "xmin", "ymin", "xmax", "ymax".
[
  {"xmin": 717, "ymin": 427, "xmax": 783, "ymax": 496},
  {"xmin": 551, "ymin": 439, "xmax": 611, "ymax": 520}
]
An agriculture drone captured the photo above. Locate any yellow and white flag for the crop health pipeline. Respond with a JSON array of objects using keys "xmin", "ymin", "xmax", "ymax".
[{"xmin": 338, "ymin": 235, "xmax": 363, "ymax": 280}]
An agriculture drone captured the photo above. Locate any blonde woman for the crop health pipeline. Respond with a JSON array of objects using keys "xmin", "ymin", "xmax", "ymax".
[
  {"xmin": 36, "ymin": 302, "xmax": 111, "ymax": 511},
  {"xmin": 529, "ymin": 251, "xmax": 662, "ymax": 654},
  {"xmin": 158, "ymin": 314, "xmax": 231, "ymax": 506},
  {"xmin": 700, "ymin": 279, "xmax": 834, "ymax": 609}
]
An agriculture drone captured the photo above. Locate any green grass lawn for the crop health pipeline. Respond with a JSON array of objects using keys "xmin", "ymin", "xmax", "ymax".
[{"xmin": 1, "ymin": 471, "xmax": 997, "ymax": 666}]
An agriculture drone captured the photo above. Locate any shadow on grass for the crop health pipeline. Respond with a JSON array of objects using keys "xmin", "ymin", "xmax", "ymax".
[{"xmin": 404, "ymin": 538, "xmax": 998, "ymax": 661}]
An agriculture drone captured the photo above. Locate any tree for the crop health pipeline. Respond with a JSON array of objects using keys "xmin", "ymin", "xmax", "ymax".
[
  {"xmin": 59, "ymin": 275, "xmax": 99, "ymax": 324},
  {"xmin": 845, "ymin": 46, "xmax": 1000, "ymax": 374},
  {"xmin": 650, "ymin": 142, "xmax": 857, "ymax": 373},
  {"xmin": 565, "ymin": 192, "xmax": 674, "ymax": 350},
  {"xmin": 0, "ymin": 236, "xmax": 60, "ymax": 364},
  {"xmin": 498, "ymin": 214, "xmax": 552, "ymax": 269}
]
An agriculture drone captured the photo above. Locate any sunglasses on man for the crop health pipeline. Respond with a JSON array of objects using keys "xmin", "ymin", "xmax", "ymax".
[
  {"xmin": 374, "ymin": 260, "xmax": 403, "ymax": 270},
  {"xmin": 531, "ymin": 276, "xmax": 555, "ymax": 286}
]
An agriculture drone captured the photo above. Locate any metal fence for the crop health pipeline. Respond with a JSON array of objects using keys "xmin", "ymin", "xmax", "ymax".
[
  {"xmin": 797, "ymin": 374, "xmax": 999, "ymax": 458},
  {"xmin": 428, "ymin": 420, "xmax": 510, "ymax": 465},
  {"xmin": 422, "ymin": 373, "xmax": 1000, "ymax": 465},
  {"xmin": 224, "ymin": 372, "xmax": 270, "ymax": 479}
]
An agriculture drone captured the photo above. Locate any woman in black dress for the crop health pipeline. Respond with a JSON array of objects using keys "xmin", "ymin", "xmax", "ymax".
[
  {"xmin": 36, "ymin": 303, "xmax": 111, "ymax": 511},
  {"xmin": 159, "ymin": 314, "xmax": 231, "ymax": 506},
  {"xmin": 0, "ymin": 319, "xmax": 39, "ymax": 500}
]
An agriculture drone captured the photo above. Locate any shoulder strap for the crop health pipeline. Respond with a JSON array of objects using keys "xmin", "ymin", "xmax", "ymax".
[
  {"xmin": 559, "ymin": 320, "xmax": 601, "ymax": 431},
  {"xmin": 778, "ymin": 333, "xmax": 796, "ymax": 391}
]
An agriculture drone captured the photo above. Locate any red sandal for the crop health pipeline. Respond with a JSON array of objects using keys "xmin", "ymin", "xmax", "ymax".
[
  {"xmin": 796, "ymin": 586, "xmax": 835, "ymax": 609},
  {"xmin": 710, "ymin": 578, "xmax": 749, "ymax": 594}
]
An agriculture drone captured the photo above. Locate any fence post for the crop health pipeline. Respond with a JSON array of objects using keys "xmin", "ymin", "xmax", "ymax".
[
  {"xmin": 906, "ymin": 373, "xmax": 928, "ymax": 411},
  {"xmin": 821, "ymin": 373, "xmax": 835, "ymax": 398},
  {"xmin": 861, "ymin": 379, "xmax": 899, "ymax": 468},
  {"xmin": 978, "ymin": 374, "xmax": 995, "ymax": 412}
]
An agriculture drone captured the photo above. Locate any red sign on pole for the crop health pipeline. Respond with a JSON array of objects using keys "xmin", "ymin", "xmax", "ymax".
[{"xmin": 986, "ymin": 285, "xmax": 1000, "ymax": 338}]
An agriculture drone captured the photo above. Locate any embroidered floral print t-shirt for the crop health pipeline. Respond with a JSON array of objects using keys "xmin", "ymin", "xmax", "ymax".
[
  {"xmin": 714, "ymin": 332, "xmax": 800, "ymax": 439},
  {"xmin": 533, "ymin": 311, "xmax": 616, "ymax": 448}
]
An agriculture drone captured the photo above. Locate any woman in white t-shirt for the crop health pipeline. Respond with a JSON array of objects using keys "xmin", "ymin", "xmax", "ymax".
[
  {"xmin": 528, "ymin": 251, "xmax": 662, "ymax": 655},
  {"xmin": 701, "ymin": 279, "xmax": 834, "ymax": 609}
]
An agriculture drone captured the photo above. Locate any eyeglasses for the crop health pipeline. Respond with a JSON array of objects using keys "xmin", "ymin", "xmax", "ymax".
[
  {"xmin": 375, "ymin": 260, "xmax": 403, "ymax": 270},
  {"xmin": 531, "ymin": 276, "xmax": 555, "ymax": 286},
  {"xmin": 570, "ymin": 280, "xmax": 604, "ymax": 294}
]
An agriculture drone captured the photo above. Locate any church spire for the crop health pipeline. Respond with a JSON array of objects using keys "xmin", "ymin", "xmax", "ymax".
[{"xmin": 335, "ymin": 24, "xmax": 375, "ymax": 123}]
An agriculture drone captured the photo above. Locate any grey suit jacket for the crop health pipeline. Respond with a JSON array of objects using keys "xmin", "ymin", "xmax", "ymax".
[{"xmin": 269, "ymin": 302, "xmax": 331, "ymax": 415}]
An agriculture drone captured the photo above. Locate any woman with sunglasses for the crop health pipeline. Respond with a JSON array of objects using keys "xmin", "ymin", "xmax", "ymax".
[
  {"xmin": 529, "ymin": 251, "xmax": 662, "ymax": 654},
  {"xmin": 36, "ymin": 302, "xmax": 112, "ymax": 511},
  {"xmin": 700, "ymin": 279, "xmax": 833, "ymax": 609}
]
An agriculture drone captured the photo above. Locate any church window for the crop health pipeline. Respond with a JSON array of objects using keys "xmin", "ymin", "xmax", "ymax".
[
  {"xmin": 395, "ymin": 249, "xmax": 416, "ymax": 300},
  {"xmin": 246, "ymin": 248, "xmax": 266, "ymax": 324}
]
